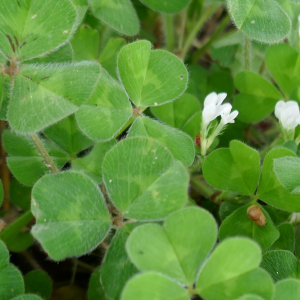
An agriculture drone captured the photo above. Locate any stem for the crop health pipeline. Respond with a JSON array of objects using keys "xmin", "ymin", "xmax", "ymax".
[
  {"xmin": 163, "ymin": 14, "xmax": 175, "ymax": 51},
  {"xmin": 190, "ymin": 177, "xmax": 214, "ymax": 199},
  {"xmin": 244, "ymin": 36, "xmax": 251, "ymax": 70},
  {"xmin": 31, "ymin": 133, "xmax": 59, "ymax": 174},
  {"xmin": 180, "ymin": 5, "xmax": 217, "ymax": 61},
  {"xmin": 0, "ymin": 210, "xmax": 33, "ymax": 242},
  {"xmin": 192, "ymin": 14, "xmax": 230, "ymax": 63},
  {"xmin": 178, "ymin": 8, "xmax": 188, "ymax": 51}
]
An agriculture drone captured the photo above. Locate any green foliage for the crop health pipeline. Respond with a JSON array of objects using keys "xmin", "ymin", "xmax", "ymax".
[
  {"xmin": 203, "ymin": 140, "xmax": 260, "ymax": 195},
  {"xmin": 24, "ymin": 270, "xmax": 52, "ymax": 299},
  {"xmin": 8, "ymin": 62, "xmax": 100, "ymax": 134},
  {"xmin": 233, "ymin": 72, "xmax": 281, "ymax": 123},
  {"xmin": 103, "ymin": 137, "xmax": 189, "ymax": 220},
  {"xmin": 118, "ymin": 40, "xmax": 188, "ymax": 107},
  {"xmin": 0, "ymin": 0, "xmax": 77, "ymax": 60},
  {"xmin": 31, "ymin": 171, "xmax": 111, "ymax": 260},
  {"xmin": 89, "ymin": 0, "xmax": 139, "ymax": 36},
  {"xmin": 274, "ymin": 156, "xmax": 300, "ymax": 194},
  {"xmin": 88, "ymin": 267, "xmax": 108, "ymax": 300},
  {"xmin": 219, "ymin": 204, "xmax": 279, "ymax": 251},
  {"xmin": 127, "ymin": 116, "xmax": 195, "ymax": 166},
  {"xmin": 121, "ymin": 272, "xmax": 190, "ymax": 300},
  {"xmin": 257, "ymin": 148, "xmax": 300, "ymax": 212},
  {"xmin": 140, "ymin": 0, "xmax": 191, "ymax": 13},
  {"xmin": 126, "ymin": 207, "xmax": 217, "ymax": 285},
  {"xmin": 273, "ymin": 279, "xmax": 300, "ymax": 300},
  {"xmin": 2, "ymin": 0, "xmax": 300, "ymax": 298},
  {"xmin": 101, "ymin": 225, "xmax": 138, "ymax": 299},
  {"xmin": 72, "ymin": 140, "xmax": 116, "ymax": 183},
  {"xmin": 227, "ymin": 0, "xmax": 291, "ymax": 43},
  {"xmin": 261, "ymin": 250, "xmax": 299, "ymax": 282},
  {"xmin": 3, "ymin": 130, "xmax": 68, "ymax": 186},
  {"xmin": 0, "ymin": 240, "xmax": 24, "ymax": 299},
  {"xmin": 268, "ymin": 223, "xmax": 295, "ymax": 252}
]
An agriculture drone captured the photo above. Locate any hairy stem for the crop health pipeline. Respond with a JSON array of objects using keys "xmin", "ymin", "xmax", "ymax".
[
  {"xmin": 31, "ymin": 133, "xmax": 59, "ymax": 174},
  {"xmin": 163, "ymin": 14, "xmax": 175, "ymax": 51},
  {"xmin": 190, "ymin": 177, "xmax": 214, "ymax": 199}
]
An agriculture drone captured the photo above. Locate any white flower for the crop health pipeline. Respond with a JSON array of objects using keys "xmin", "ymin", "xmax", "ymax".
[
  {"xmin": 202, "ymin": 92, "xmax": 227, "ymax": 124},
  {"xmin": 220, "ymin": 103, "xmax": 239, "ymax": 124},
  {"xmin": 275, "ymin": 100, "xmax": 300, "ymax": 130}
]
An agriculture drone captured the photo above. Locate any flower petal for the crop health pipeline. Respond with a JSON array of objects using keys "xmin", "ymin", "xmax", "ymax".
[
  {"xmin": 216, "ymin": 93, "xmax": 227, "ymax": 105},
  {"xmin": 204, "ymin": 92, "xmax": 218, "ymax": 107}
]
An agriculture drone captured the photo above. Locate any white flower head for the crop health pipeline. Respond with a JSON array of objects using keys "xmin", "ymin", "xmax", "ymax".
[
  {"xmin": 202, "ymin": 92, "xmax": 227, "ymax": 124},
  {"xmin": 275, "ymin": 100, "xmax": 300, "ymax": 130},
  {"xmin": 220, "ymin": 103, "xmax": 239, "ymax": 124}
]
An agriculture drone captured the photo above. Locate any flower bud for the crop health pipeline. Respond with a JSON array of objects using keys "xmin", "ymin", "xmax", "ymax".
[{"xmin": 247, "ymin": 205, "xmax": 266, "ymax": 226}]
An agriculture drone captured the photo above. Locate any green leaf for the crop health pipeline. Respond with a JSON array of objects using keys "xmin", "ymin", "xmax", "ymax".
[
  {"xmin": 0, "ymin": 0, "xmax": 77, "ymax": 61},
  {"xmin": 203, "ymin": 140, "xmax": 260, "ymax": 195},
  {"xmin": 261, "ymin": 250, "xmax": 298, "ymax": 282},
  {"xmin": 140, "ymin": 0, "xmax": 191, "ymax": 13},
  {"xmin": 197, "ymin": 237, "xmax": 274, "ymax": 299},
  {"xmin": 72, "ymin": 0, "xmax": 89, "ymax": 24},
  {"xmin": 120, "ymin": 272, "xmax": 190, "ymax": 300},
  {"xmin": 24, "ymin": 270, "xmax": 52, "ymax": 299},
  {"xmin": 127, "ymin": 116, "xmax": 195, "ymax": 167},
  {"xmin": 199, "ymin": 268, "xmax": 274, "ymax": 300},
  {"xmin": 103, "ymin": 137, "xmax": 189, "ymax": 220},
  {"xmin": 3, "ymin": 130, "xmax": 69, "ymax": 186},
  {"xmin": 219, "ymin": 204, "xmax": 279, "ymax": 251},
  {"xmin": 295, "ymin": 230, "xmax": 300, "ymax": 259},
  {"xmin": 266, "ymin": 44, "xmax": 300, "ymax": 97},
  {"xmin": 71, "ymin": 25, "xmax": 99, "ymax": 61},
  {"xmin": 44, "ymin": 115, "xmax": 93, "ymax": 157},
  {"xmin": 269, "ymin": 223, "xmax": 294, "ymax": 252},
  {"xmin": 196, "ymin": 238, "xmax": 261, "ymax": 291},
  {"xmin": 274, "ymin": 156, "xmax": 300, "ymax": 194},
  {"xmin": 76, "ymin": 68, "xmax": 132, "ymax": 142},
  {"xmin": 25, "ymin": 43, "xmax": 73, "ymax": 64},
  {"xmin": 236, "ymin": 295, "xmax": 265, "ymax": 300},
  {"xmin": 118, "ymin": 40, "xmax": 188, "ymax": 107},
  {"xmin": 227, "ymin": 0, "xmax": 291, "ymax": 43},
  {"xmin": 273, "ymin": 279, "xmax": 300, "ymax": 300},
  {"xmin": 99, "ymin": 38, "xmax": 126, "ymax": 79},
  {"xmin": 31, "ymin": 171, "xmax": 111, "ymax": 261},
  {"xmin": 88, "ymin": 267, "xmax": 108, "ymax": 300},
  {"xmin": 150, "ymin": 93, "xmax": 201, "ymax": 133},
  {"xmin": 101, "ymin": 225, "xmax": 138, "ymax": 300},
  {"xmin": 11, "ymin": 295, "xmax": 43, "ymax": 300},
  {"xmin": 233, "ymin": 71, "xmax": 281, "ymax": 123},
  {"xmin": 0, "ymin": 240, "xmax": 24, "ymax": 300},
  {"xmin": 257, "ymin": 148, "xmax": 300, "ymax": 212},
  {"xmin": 89, "ymin": 0, "xmax": 139, "ymax": 36},
  {"xmin": 126, "ymin": 207, "xmax": 217, "ymax": 285},
  {"xmin": 0, "ymin": 211, "xmax": 34, "ymax": 253},
  {"xmin": 72, "ymin": 140, "xmax": 116, "ymax": 183},
  {"xmin": 8, "ymin": 62, "xmax": 101, "ymax": 134},
  {"xmin": 219, "ymin": 201, "xmax": 244, "ymax": 222}
]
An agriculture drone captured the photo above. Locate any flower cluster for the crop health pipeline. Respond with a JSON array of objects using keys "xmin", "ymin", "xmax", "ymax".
[
  {"xmin": 200, "ymin": 92, "xmax": 238, "ymax": 156},
  {"xmin": 202, "ymin": 92, "xmax": 238, "ymax": 126}
]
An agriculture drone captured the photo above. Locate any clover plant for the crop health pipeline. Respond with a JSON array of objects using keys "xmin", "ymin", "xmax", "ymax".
[{"xmin": 1, "ymin": 0, "xmax": 300, "ymax": 299}]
